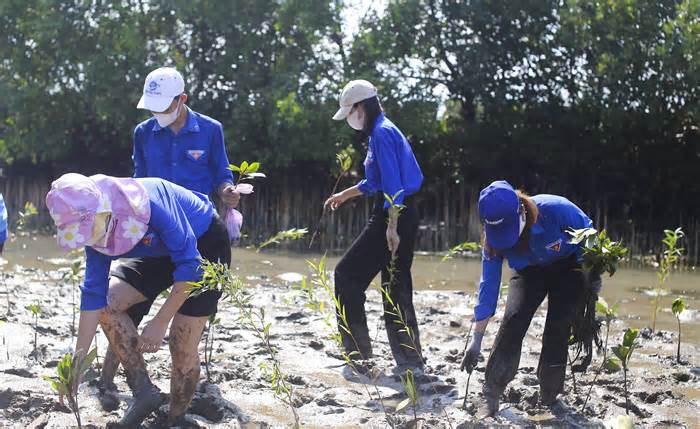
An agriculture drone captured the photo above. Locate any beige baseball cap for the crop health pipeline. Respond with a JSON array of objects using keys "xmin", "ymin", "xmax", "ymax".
[
  {"xmin": 332, "ymin": 80, "xmax": 378, "ymax": 120},
  {"xmin": 137, "ymin": 67, "xmax": 185, "ymax": 112}
]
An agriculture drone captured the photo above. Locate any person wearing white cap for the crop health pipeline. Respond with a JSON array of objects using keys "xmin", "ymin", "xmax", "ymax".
[
  {"xmin": 324, "ymin": 80, "xmax": 425, "ymax": 369},
  {"xmin": 97, "ymin": 66, "xmax": 243, "ymax": 410}
]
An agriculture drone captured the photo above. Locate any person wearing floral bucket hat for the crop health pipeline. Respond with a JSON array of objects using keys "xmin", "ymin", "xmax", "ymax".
[
  {"xmin": 46, "ymin": 173, "xmax": 231, "ymax": 427},
  {"xmin": 324, "ymin": 80, "xmax": 425, "ymax": 370},
  {"xmin": 459, "ymin": 180, "xmax": 602, "ymax": 418}
]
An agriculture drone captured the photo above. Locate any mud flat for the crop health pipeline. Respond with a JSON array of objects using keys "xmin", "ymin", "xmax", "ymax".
[{"xmin": 0, "ymin": 263, "xmax": 698, "ymax": 428}]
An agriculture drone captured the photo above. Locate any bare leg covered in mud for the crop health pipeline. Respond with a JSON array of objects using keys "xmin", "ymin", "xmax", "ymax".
[
  {"xmin": 168, "ymin": 313, "xmax": 207, "ymax": 424},
  {"xmin": 99, "ymin": 278, "xmax": 164, "ymax": 427}
]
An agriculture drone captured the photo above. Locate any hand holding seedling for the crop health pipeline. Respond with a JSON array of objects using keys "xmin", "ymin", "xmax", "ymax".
[{"xmin": 219, "ymin": 184, "xmax": 241, "ymax": 208}]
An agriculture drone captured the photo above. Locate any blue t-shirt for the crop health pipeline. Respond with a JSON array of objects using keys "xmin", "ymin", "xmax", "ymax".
[
  {"xmin": 132, "ymin": 107, "xmax": 234, "ymax": 195},
  {"xmin": 474, "ymin": 194, "xmax": 593, "ymax": 321},
  {"xmin": 80, "ymin": 178, "xmax": 213, "ymax": 311},
  {"xmin": 357, "ymin": 113, "xmax": 423, "ymax": 208},
  {"xmin": 0, "ymin": 193, "xmax": 7, "ymax": 244}
]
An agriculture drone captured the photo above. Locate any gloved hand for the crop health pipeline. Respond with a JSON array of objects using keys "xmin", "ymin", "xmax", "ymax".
[{"xmin": 460, "ymin": 331, "xmax": 484, "ymax": 373}]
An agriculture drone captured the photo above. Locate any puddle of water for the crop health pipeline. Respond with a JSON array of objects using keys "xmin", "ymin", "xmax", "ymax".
[{"xmin": 4, "ymin": 235, "xmax": 700, "ymax": 343}]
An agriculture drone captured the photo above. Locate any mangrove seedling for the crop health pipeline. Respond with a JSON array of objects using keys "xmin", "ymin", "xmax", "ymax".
[
  {"xmin": 309, "ymin": 148, "xmax": 354, "ymax": 247},
  {"xmin": 582, "ymin": 297, "xmax": 619, "ymax": 410},
  {"xmin": 442, "ymin": 241, "xmax": 479, "ymax": 262},
  {"xmin": 651, "ymin": 228, "xmax": 684, "ymax": 331},
  {"xmin": 26, "ymin": 302, "xmax": 42, "ymax": 357},
  {"xmin": 257, "ymin": 228, "xmax": 308, "ymax": 252},
  {"xmin": 62, "ymin": 258, "xmax": 83, "ymax": 337},
  {"xmin": 610, "ymin": 328, "xmax": 640, "ymax": 415},
  {"xmin": 397, "ymin": 368, "xmax": 420, "ymax": 421},
  {"xmin": 17, "ymin": 201, "xmax": 38, "ymax": 231},
  {"xmin": 671, "ymin": 297, "xmax": 686, "ymax": 363},
  {"xmin": 189, "ymin": 259, "xmax": 301, "ymax": 427},
  {"xmin": 567, "ymin": 228, "xmax": 628, "ymax": 276},
  {"xmin": 229, "ymin": 160, "xmax": 266, "ymax": 184},
  {"xmin": 44, "ymin": 348, "xmax": 97, "ymax": 429}
]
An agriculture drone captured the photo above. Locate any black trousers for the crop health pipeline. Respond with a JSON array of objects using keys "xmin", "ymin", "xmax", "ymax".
[
  {"xmin": 484, "ymin": 256, "xmax": 584, "ymax": 401},
  {"xmin": 334, "ymin": 195, "xmax": 422, "ymax": 367}
]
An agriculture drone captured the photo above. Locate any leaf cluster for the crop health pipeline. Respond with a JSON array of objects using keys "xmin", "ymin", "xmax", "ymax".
[{"xmin": 567, "ymin": 228, "xmax": 628, "ymax": 276}]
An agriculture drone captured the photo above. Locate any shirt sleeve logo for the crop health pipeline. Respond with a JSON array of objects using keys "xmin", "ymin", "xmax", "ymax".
[
  {"xmin": 141, "ymin": 232, "xmax": 154, "ymax": 247},
  {"xmin": 546, "ymin": 238, "xmax": 562, "ymax": 252},
  {"xmin": 187, "ymin": 150, "xmax": 205, "ymax": 161}
]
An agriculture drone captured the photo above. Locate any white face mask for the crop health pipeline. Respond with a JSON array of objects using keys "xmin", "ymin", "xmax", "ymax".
[
  {"xmin": 347, "ymin": 109, "xmax": 364, "ymax": 130},
  {"xmin": 518, "ymin": 209, "xmax": 527, "ymax": 236},
  {"xmin": 153, "ymin": 98, "xmax": 182, "ymax": 128}
]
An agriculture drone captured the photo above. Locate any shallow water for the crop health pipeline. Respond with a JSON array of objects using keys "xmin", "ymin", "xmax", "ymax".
[{"xmin": 3, "ymin": 234, "xmax": 700, "ymax": 343}]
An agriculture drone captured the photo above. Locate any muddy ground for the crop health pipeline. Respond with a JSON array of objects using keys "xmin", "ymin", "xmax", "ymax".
[{"xmin": 0, "ymin": 262, "xmax": 698, "ymax": 428}]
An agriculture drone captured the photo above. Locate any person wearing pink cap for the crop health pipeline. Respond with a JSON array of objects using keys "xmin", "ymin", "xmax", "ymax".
[{"xmin": 46, "ymin": 173, "xmax": 230, "ymax": 427}]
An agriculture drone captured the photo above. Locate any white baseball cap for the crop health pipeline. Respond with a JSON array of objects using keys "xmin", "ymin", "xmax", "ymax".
[
  {"xmin": 332, "ymin": 80, "xmax": 378, "ymax": 120},
  {"xmin": 137, "ymin": 67, "xmax": 185, "ymax": 112}
]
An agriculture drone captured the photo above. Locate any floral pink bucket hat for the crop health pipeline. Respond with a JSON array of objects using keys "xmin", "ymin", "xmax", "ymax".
[{"xmin": 46, "ymin": 173, "xmax": 151, "ymax": 256}]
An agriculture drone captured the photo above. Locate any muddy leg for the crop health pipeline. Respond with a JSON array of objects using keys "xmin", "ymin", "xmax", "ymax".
[
  {"xmin": 168, "ymin": 313, "xmax": 207, "ymax": 423},
  {"xmin": 99, "ymin": 279, "xmax": 163, "ymax": 426}
]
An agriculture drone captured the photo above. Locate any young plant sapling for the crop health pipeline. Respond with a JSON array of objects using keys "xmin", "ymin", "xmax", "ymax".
[
  {"xmin": 650, "ymin": 228, "xmax": 684, "ymax": 331},
  {"xmin": 567, "ymin": 228, "xmax": 628, "ymax": 276},
  {"xmin": 26, "ymin": 302, "xmax": 42, "ymax": 357},
  {"xmin": 582, "ymin": 297, "xmax": 619, "ymax": 410},
  {"xmin": 44, "ymin": 348, "xmax": 97, "ymax": 429},
  {"xmin": 309, "ymin": 148, "xmax": 353, "ymax": 247},
  {"xmin": 397, "ymin": 368, "xmax": 420, "ymax": 422},
  {"xmin": 610, "ymin": 328, "xmax": 640, "ymax": 415},
  {"xmin": 671, "ymin": 297, "xmax": 686, "ymax": 363},
  {"xmin": 442, "ymin": 241, "xmax": 479, "ymax": 262},
  {"xmin": 257, "ymin": 228, "xmax": 308, "ymax": 252}
]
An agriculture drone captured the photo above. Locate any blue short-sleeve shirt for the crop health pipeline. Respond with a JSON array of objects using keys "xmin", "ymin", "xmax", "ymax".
[
  {"xmin": 132, "ymin": 108, "xmax": 234, "ymax": 195},
  {"xmin": 80, "ymin": 178, "xmax": 214, "ymax": 311}
]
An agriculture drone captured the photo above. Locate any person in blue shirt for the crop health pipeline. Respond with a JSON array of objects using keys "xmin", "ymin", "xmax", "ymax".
[
  {"xmin": 460, "ymin": 180, "xmax": 600, "ymax": 417},
  {"xmin": 0, "ymin": 192, "xmax": 7, "ymax": 253},
  {"xmin": 99, "ymin": 67, "xmax": 242, "ymax": 408},
  {"xmin": 46, "ymin": 173, "xmax": 231, "ymax": 427},
  {"xmin": 324, "ymin": 80, "xmax": 425, "ymax": 369}
]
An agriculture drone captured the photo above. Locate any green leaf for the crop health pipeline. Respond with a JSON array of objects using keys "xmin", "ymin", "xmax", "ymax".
[
  {"xmin": 395, "ymin": 397, "xmax": 412, "ymax": 413},
  {"xmin": 228, "ymin": 164, "xmax": 241, "ymax": 172},
  {"xmin": 672, "ymin": 297, "xmax": 686, "ymax": 316},
  {"xmin": 604, "ymin": 357, "xmax": 622, "ymax": 373},
  {"xmin": 623, "ymin": 328, "xmax": 638, "ymax": 348}
]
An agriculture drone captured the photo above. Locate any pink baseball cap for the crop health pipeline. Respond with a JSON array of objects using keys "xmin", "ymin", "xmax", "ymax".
[{"xmin": 46, "ymin": 173, "xmax": 151, "ymax": 256}]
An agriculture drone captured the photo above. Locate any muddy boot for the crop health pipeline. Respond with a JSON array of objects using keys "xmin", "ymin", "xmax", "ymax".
[
  {"xmin": 477, "ymin": 383, "xmax": 502, "ymax": 418},
  {"xmin": 115, "ymin": 384, "xmax": 165, "ymax": 428},
  {"xmin": 539, "ymin": 386, "xmax": 560, "ymax": 406},
  {"xmin": 340, "ymin": 323, "xmax": 373, "ymax": 360},
  {"xmin": 97, "ymin": 381, "xmax": 120, "ymax": 412}
]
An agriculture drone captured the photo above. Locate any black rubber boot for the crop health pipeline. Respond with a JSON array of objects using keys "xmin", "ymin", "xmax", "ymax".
[
  {"xmin": 97, "ymin": 381, "xmax": 120, "ymax": 412},
  {"xmin": 113, "ymin": 385, "xmax": 165, "ymax": 428},
  {"xmin": 477, "ymin": 383, "xmax": 502, "ymax": 418}
]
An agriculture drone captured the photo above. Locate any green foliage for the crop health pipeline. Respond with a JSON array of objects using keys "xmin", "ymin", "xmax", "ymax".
[
  {"xmin": 336, "ymin": 147, "xmax": 354, "ymax": 174},
  {"xmin": 257, "ymin": 228, "xmax": 308, "ymax": 252},
  {"xmin": 397, "ymin": 369, "xmax": 419, "ymax": 420},
  {"xmin": 26, "ymin": 302, "xmax": 42, "ymax": 356},
  {"xmin": 17, "ymin": 202, "xmax": 38, "ymax": 231},
  {"xmin": 229, "ymin": 160, "xmax": 266, "ymax": 183},
  {"xmin": 442, "ymin": 241, "xmax": 479, "ymax": 262},
  {"xmin": 43, "ymin": 348, "xmax": 97, "ymax": 429},
  {"xmin": 672, "ymin": 297, "xmax": 687, "ymax": 363},
  {"xmin": 651, "ymin": 227, "xmax": 684, "ymax": 331},
  {"xmin": 567, "ymin": 228, "xmax": 628, "ymax": 276},
  {"xmin": 25, "ymin": 303, "xmax": 41, "ymax": 316},
  {"xmin": 611, "ymin": 328, "xmax": 640, "ymax": 415}
]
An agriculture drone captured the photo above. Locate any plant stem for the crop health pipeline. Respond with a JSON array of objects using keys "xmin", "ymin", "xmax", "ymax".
[
  {"xmin": 582, "ymin": 322, "xmax": 610, "ymax": 411},
  {"xmin": 33, "ymin": 314, "xmax": 38, "ymax": 356},
  {"xmin": 462, "ymin": 320, "xmax": 474, "ymax": 410},
  {"xmin": 568, "ymin": 352, "xmax": 578, "ymax": 394},
  {"xmin": 71, "ymin": 280, "xmax": 76, "ymax": 338},
  {"xmin": 309, "ymin": 172, "xmax": 346, "ymax": 248},
  {"xmin": 623, "ymin": 366, "xmax": 629, "ymax": 415},
  {"xmin": 676, "ymin": 318, "xmax": 681, "ymax": 363}
]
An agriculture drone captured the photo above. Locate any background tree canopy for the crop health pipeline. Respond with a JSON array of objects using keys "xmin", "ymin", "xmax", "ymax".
[{"xmin": 0, "ymin": 0, "xmax": 698, "ymax": 255}]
